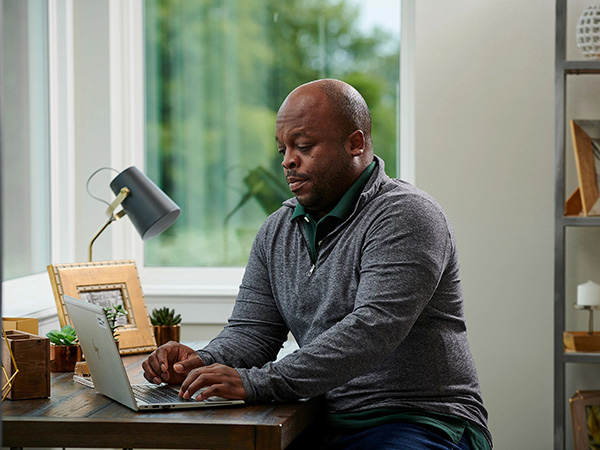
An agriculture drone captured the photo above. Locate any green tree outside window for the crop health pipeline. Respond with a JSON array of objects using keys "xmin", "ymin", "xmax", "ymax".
[{"xmin": 144, "ymin": 0, "xmax": 400, "ymax": 267}]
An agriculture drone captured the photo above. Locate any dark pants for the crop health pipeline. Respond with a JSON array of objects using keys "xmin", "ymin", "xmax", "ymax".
[{"xmin": 290, "ymin": 422, "xmax": 472, "ymax": 450}]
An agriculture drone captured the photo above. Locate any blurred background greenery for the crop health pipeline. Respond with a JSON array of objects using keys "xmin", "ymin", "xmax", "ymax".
[{"xmin": 144, "ymin": 0, "xmax": 400, "ymax": 267}]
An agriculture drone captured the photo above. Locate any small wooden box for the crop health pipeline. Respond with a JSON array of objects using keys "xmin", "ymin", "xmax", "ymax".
[
  {"xmin": 564, "ymin": 331, "xmax": 600, "ymax": 352},
  {"xmin": 2, "ymin": 317, "xmax": 39, "ymax": 335},
  {"xmin": 2, "ymin": 330, "xmax": 50, "ymax": 399}
]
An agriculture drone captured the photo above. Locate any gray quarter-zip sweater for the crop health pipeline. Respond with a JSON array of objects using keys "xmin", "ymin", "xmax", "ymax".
[{"xmin": 197, "ymin": 156, "xmax": 490, "ymax": 444}]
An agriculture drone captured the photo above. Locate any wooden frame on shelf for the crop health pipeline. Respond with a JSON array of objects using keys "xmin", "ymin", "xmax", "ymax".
[
  {"xmin": 47, "ymin": 260, "xmax": 156, "ymax": 355},
  {"xmin": 570, "ymin": 390, "xmax": 600, "ymax": 450},
  {"xmin": 566, "ymin": 120, "xmax": 600, "ymax": 216}
]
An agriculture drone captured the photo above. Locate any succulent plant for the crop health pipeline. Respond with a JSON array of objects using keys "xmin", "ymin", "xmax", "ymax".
[
  {"xmin": 46, "ymin": 324, "xmax": 78, "ymax": 346},
  {"xmin": 103, "ymin": 304, "xmax": 128, "ymax": 339},
  {"xmin": 150, "ymin": 307, "xmax": 182, "ymax": 326}
]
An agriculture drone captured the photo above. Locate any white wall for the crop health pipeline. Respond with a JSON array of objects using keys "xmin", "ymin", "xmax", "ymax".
[{"xmin": 414, "ymin": 1, "xmax": 556, "ymax": 448}]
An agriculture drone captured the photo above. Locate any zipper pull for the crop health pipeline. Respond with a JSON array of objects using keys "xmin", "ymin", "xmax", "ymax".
[{"xmin": 309, "ymin": 264, "xmax": 316, "ymax": 276}]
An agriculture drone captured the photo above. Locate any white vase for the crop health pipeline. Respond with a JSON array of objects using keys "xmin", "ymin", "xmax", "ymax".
[{"xmin": 576, "ymin": 4, "xmax": 600, "ymax": 60}]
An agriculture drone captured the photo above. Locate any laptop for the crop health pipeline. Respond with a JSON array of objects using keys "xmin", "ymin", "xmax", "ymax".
[{"xmin": 63, "ymin": 295, "xmax": 245, "ymax": 410}]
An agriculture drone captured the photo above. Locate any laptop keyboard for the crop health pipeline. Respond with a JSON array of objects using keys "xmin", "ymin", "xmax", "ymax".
[{"xmin": 131, "ymin": 384, "xmax": 191, "ymax": 404}]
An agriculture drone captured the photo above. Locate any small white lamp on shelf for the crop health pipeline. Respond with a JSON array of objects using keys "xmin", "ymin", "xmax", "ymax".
[
  {"xmin": 564, "ymin": 280, "xmax": 600, "ymax": 352},
  {"xmin": 577, "ymin": 280, "xmax": 600, "ymax": 308}
]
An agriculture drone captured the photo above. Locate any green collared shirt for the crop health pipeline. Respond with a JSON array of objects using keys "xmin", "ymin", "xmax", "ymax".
[{"xmin": 291, "ymin": 161, "xmax": 376, "ymax": 263}]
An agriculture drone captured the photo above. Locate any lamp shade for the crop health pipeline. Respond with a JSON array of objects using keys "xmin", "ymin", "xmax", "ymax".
[{"xmin": 109, "ymin": 166, "xmax": 181, "ymax": 240}]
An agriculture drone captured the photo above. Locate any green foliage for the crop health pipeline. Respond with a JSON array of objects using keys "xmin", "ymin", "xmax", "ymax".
[
  {"xmin": 103, "ymin": 305, "xmax": 128, "ymax": 339},
  {"xmin": 151, "ymin": 307, "xmax": 182, "ymax": 326},
  {"xmin": 46, "ymin": 325, "xmax": 77, "ymax": 346},
  {"xmin": 144, "ymin": 0, "xmax": 400, "ymax": 267},
  {"xmin": 225, "ymin": 165, "xmax": 291, "ymax": 223}
]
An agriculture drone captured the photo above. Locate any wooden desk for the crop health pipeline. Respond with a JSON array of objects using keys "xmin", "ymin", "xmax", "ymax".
[{"xmin": 2, "ymin": 353, "xmax": 321, "ymax": 450}]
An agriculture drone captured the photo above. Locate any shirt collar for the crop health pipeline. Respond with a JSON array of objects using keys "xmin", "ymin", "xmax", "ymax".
[{"xmin": 291, "ymin": 161, "xmax": 376, "ymax": 223}]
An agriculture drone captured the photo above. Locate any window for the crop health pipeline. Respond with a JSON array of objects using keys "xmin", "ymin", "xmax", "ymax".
[
  {"xmin": 143, "ymin": 0, "xmax": 401, "ymax": 268},
  {"xmin": 1, "ymin": 0, "xmax": 51, "ymax": 281},
  {"xmin": 2, "ymin": 0, "xmax": 74, "ymax": 319}
]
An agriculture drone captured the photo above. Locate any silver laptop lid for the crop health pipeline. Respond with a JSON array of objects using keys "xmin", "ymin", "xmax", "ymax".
[{"xmin": 63, "ymin": 295, "xmax": 139, "ymax": 410}]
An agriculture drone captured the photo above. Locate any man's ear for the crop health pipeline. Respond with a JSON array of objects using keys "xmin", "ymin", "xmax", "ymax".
[{"xmin": 348, "ymin": 130, "xmax": 365, "ymax": 156}]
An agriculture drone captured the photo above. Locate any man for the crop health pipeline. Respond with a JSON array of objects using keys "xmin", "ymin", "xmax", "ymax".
[{"xmin": 142, "ymin": 79, "xmax": 492, "ymax": 449}]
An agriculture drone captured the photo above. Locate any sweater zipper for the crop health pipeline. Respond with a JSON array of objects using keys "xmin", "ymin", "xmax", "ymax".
[{"xmin": 308, "ymin": 239, "xmax": 323, "ymax": 276}]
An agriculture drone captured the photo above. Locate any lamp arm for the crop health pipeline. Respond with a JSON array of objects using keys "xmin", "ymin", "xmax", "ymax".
[
  {"xmin": 88, "ymin": 187, "xmax": 130, "ymax": 262},
  {"xmin": 88, "ymin": 216, "xmax": 115, "ymax": 262}
]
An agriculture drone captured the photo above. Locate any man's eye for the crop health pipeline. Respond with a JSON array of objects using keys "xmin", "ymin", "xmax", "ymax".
[
  {"xmin": 278, "ymin": 148, "xmax": 286, "ymax": 155},
  {"xmin": 297, "ymin": 145, "xmax": 312, "ymax": 151}
]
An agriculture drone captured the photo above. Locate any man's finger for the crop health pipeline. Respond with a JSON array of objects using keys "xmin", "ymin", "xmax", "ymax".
[
  {"xmin": 173, "ymin": 354, "xmax": 203, "ymax": 374},
  {"xmin": 142, "ymin": 354, "xmax": 163, "ymax": 384},
  {"xmin": 180, "ymin": 370, "xmax": 219, "ymax": 399}
]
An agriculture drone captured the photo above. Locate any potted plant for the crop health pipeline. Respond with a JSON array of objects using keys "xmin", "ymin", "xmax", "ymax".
[
  {"xmin": 46, "ymin": 324, "xmax": 83, "ymax": 372},
  {"xmin": 103, "ymin": 305, "xmax": 128, "ymax": 349},
  {"xmin": 150, "ymin": 307, "xmax": 182, "ymax": 346}
]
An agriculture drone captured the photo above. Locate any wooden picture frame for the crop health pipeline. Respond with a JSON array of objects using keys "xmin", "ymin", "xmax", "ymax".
[
  {"xmin": 566, "ymin": 120, "xmax": 600, "ymax": 216},
  {"xmin": 47, "ymin": 260, "xmax": 156, "ymax": 355},
  {"xmin": 570, "ymin": 390, "xmax": 600, "ymax": 450}
]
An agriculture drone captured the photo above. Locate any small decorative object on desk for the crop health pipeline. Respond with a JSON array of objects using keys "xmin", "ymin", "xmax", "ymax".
[
  {"xmin": 564, "ymin": 281, "xmax": 600, "ymax": 352},
  {"xmin": 577, "ymin": 4, "xmax": 600, "ymax": 60},
  {"xmin": 150, "ymin": 307, "xmax": 182, "ymax": 347},
  {"xmin": 2, "ymin": 330, "xmax": 50, "ymax": 400},
  {"xmin": 47, "ymin": 260, "xmax": 158, "ymax": 355},
  {"xmin": 46, "ymin": 325, "xmax": 83, "ymax": 372},
  {"xmin": 2, "ymin": 317, "xmax": 38, "ymax": 335},
  {"xmin": 103, "ymin": 304, "xmax": 128, "ymax": 348}
]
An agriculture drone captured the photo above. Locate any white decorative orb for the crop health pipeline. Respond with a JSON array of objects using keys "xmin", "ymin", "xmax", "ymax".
[{"xmin": 577, "ymin": 5, "xmax": 600, "ymax": 60}]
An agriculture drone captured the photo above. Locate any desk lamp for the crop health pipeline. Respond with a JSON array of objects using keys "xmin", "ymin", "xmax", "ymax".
[{"xmin": 88, "ymin": 166, "xmax": 181, "ymax": 261}]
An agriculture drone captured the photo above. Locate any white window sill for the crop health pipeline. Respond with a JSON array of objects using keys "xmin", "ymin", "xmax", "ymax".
[{"xmin": 2, "ymin": 273, "xmax": 56, "ymax": 317}]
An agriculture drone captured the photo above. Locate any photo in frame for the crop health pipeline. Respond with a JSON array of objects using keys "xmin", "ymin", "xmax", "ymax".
[
  {"xmin": 47, "ymin": 260, "xmax": 156, "ymax": 354},
  {"xmin": 570, "ymin": 390, "xmax": 600, "ymax": 450}
]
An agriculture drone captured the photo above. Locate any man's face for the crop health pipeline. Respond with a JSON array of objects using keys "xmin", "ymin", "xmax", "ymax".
[{"xmin": 275, "ymin": 86, "xmax": 356, "ymax": 220}]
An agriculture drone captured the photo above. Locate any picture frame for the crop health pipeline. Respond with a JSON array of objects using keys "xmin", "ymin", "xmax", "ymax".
[
  {"xmin": 566, "ymin": 120, "xmax": 600, "ymax": 216},
  {"xmin": 47, "ymin": 260, "xmax": 156, "ymax": 355},
  {"xmin": 570, "ymin": 390, "xmax": 600, "ymax": 450}
]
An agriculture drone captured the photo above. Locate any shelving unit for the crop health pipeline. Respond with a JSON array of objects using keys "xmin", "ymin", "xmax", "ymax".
[{"xmin": 555, "ymin": 2, "xmax": 600, "ymax": 449}]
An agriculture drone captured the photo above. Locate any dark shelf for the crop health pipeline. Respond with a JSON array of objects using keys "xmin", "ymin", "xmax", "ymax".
[
  {"xmin": 563, "ymin": 60, "xmax": 600, "ymax": 74},
  {"xmin": 554, "ymin": 3, "xmax": 600, "ymax": 449},
  {"xmin": 563, "ymin": 352, "xmax": 600, "ymax": 363},
  {"xmin": 561, "ymin": 216, "xmax": 600, "ymax": 227}
]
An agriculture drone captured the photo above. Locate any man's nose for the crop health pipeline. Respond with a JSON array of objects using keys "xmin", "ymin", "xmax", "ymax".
[{"xmin": 282, "ymin": 150, "xmax": 298, "ymax": 169}]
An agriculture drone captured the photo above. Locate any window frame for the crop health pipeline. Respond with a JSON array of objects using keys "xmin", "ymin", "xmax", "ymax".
[{"xmin": 2, "ymin": 0, "xmax": 76, "ymax": 318}]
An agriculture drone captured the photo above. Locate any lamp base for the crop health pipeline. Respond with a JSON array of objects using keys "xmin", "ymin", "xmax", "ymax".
[{"xmin": 564, "ymin": 331, "xmax": 600, "ymax": 352}]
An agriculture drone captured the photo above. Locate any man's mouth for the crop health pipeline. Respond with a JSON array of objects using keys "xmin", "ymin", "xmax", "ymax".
[{"xmin": 286, "ymin": 176, "xmax": 308, "ymax": 193}]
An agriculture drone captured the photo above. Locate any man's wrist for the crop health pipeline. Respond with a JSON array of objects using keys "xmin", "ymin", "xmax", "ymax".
[
  {"xmin": 195, "ymin": 349, "xmax": 215, "ymax": 367},
  {"xmin": 236, "ymin": 368, "xmax": 257, "ymax": 403}
]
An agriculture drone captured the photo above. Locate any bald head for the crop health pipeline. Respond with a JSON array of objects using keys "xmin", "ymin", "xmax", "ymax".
[{"xmin": 278, "ymin": 79, "xmax": 373, "ymax": 153}]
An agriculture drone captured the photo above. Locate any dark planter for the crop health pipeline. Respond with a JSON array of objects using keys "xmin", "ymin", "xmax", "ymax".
[
  {"xmin": 50, "ymin": 344, "xmax": 83, "ymax": 372},
  {"xmin": 152, "ymin": 325, "xmax": 181, "ymax": 347}
]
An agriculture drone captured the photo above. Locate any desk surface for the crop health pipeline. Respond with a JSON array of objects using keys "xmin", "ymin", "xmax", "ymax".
[{"xmin": 2, "ymin": 353, "xmax": 320, "ymax": 450}]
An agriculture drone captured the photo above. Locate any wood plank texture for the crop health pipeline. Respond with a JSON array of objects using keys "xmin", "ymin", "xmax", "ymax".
[{"xmin": 2, "ymin": 352, "xmax": 320, "ymax": 450}]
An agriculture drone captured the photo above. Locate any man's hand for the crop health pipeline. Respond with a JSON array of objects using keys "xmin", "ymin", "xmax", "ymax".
[
  {"xmin": 179, "ymin": 363, "xmax": 246, "ymax": 401},
  {"xmin": 142, "ymin": 341, "xmax": 202, "ymax": 385}
]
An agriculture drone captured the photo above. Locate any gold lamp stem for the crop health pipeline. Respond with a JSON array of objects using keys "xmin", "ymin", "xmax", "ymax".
[{"xmin": 88, "ymin": 187, "xmax": 130, "ymax": 262}]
